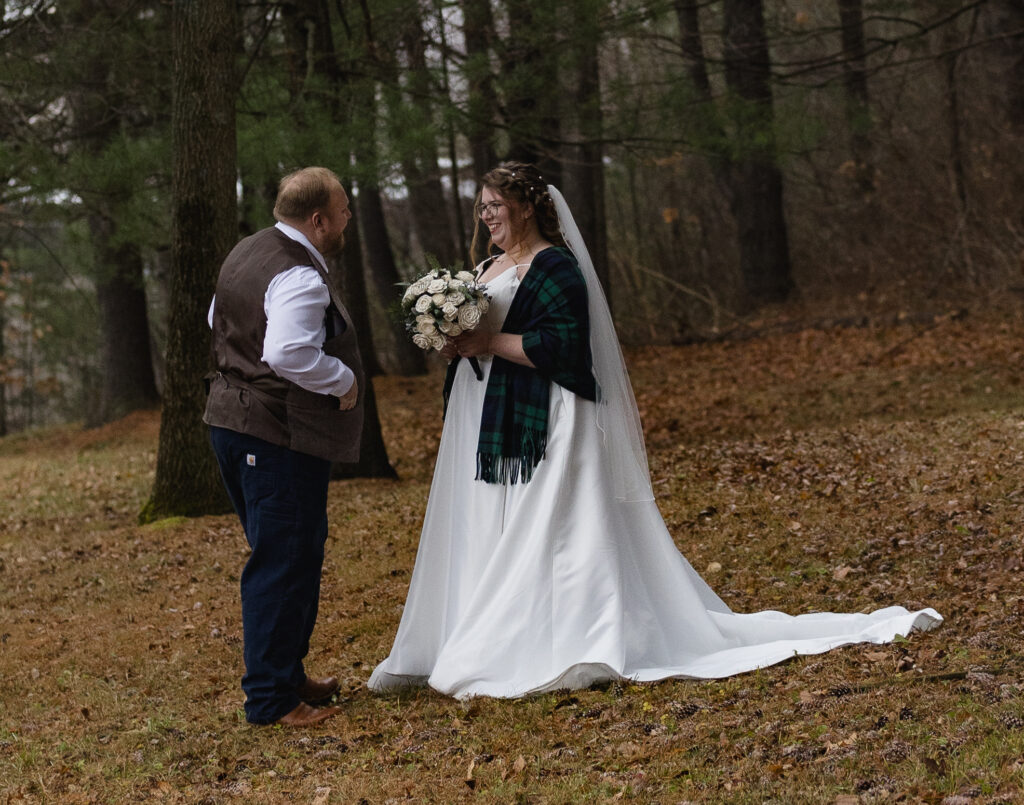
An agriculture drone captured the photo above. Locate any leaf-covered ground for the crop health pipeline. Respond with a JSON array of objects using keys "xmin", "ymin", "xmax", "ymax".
[{"xmin": 2, "ymin": 306, "xmax": 1024, "ymax": 804}]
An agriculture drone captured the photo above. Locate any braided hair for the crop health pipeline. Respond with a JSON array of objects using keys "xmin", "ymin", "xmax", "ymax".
[{"xmin": 471, "ymin": 161, "xmax": 566, "ymax": 263}]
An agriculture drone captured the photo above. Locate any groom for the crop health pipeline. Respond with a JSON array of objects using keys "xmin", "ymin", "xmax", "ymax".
[{"xmin": 204, "ymin": 167, "xmax": 364, "ymax": 727}]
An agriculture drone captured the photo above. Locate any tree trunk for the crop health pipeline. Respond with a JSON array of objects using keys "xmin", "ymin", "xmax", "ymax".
[
  {"xmin": 838, "ymin": 0, "xmax": 874, "ymax": 197},
  {"xmin": 336, "ymin": 191, "xmax": 383, "ymax": 378},
  {"xmin": 722, "ymin": 0, "xmax": 794, "ymax": 306},
  {"xmin": 331, "ymin": 377, "xmax": 397, "ymax": 479},
  {"xmin": 402, "ymin": 163, "xmax": 458, "ymax": 269},
  {"xmin": 675, "ymin": 1, "xmax": 713, "ymax": 100},
  {"xmin": 435, "ymin": 8, "xmax": 473, "ymax": 270},
  {"xmin": 89, "ymin": 217, "xmax": 161, "ymax": 426},
  {"xmin": 328, "ymin": 209, "xmax": 396, "ymax": 479},
  {"xmin": 461, "ymin": 0, "xmax": 500, "ymax": 179},
  {"xmin": 460, "ymin": 0, "xmax": 501, "ymax": 262},
  {"xmin": 675, "ymin": 0, "xmax": 731, "ymax": 197},
  {"xmin": 396, "ymin": 8, "xmax": 458, "ymax": 267},
  {"xmin": 0, "ymin": 260, "xmax": 6, "ymax": 437},
  {"xmin": 66, "ymin": 0, "xmax": 161, "ymax": 427},
  {"xmin": 501, "ymin": 0, "xmax": 562, "ymax": 187},
  {"xmin": 355, "ymin": 181, "xmax": 428, "ymax": 375},
  {"xmin": 562, "ymin": 0, "xmax": 609, "ymax": 294},
  {"xmin": 142, "ymin": 0, "xmax": 238, "ymax": 521},
  {"xmin": 276, "ymin": 0, "xmax": 399, "ymax": 480},
  {"xmin": 329, "ymin": 185, "xmax": 398, "ymax": 481},
  {"xmin": 980, "ymin": 0, "xmax": 1024, "ymax": 129},
  {"xmin": 944, "ymin": 33, "xmax": 968, "ymax": 214},
  {"xmin": 340, "ymin": 0, "xmax": 427, "ymax": 377}
]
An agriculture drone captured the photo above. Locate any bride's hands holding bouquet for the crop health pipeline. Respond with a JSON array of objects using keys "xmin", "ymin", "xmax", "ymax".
[
  {"xmin": 440, "ymin": 339, "xmax": 459, "ymax": 361},
  {"xmin": 454, "ymin": 327, "xmax": 491, "ymax": 358},
  {"xmin": 456, "ymin": 329, "xmax": 535, "ymax": 367},
  {"xmin": 399, "ymin": 258, "xmax": 490, "ymax": 379}
]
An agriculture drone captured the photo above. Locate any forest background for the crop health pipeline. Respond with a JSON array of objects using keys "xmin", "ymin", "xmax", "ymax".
[
  {"xmin": 2, "ymin": 3, "xmax": 1024, "ymax": 802},
  {"xmin": 0, "ymin": 0, "xmax": 1021, "ymax": 513}
]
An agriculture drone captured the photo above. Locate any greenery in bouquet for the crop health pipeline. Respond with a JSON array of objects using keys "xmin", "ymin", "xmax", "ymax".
[{"xmin": 400, "ymin": 259, "xmax": 490, "ymax": 351}]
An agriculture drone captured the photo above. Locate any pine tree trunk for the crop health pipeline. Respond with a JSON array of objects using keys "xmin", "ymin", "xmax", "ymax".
[
  {"xmin": 66, "ymin": 0, "xmax": 161, "ymax": 428},
  {"xmin": 722, "ymin": 0, "xmax": 794, "ymax": 306},
  {"xmin": 675, "ymin": 1, "xmax": 732, "ymax": 197},
  {"xmin": 90, "ymin": 216, "xmax": 160, "ymax": 426},
  {"xmin": 340, "ymin": 2, "xmax": 427, "ymax": 377},
  {"xmin": 502, "ymin": 0, "xmax": 562, "ymax": 187},
  {"xmin": 562, "ymin": 0, "xmax": 609, "ymax": 294},
  {"xmin": 398, "ymin": 9, "xmax": 458, "ymax": 267},
  {"xmin": 462, "ymin": 0, "xmax": 500, "ymax": 179},
  {"xmin": 675, "ymin": 1, "xmax": 713, "ymax": 99},
  {"xmin": 282, "ymin": 0, "xmax": 400, "ymax": 478},
  {"xmin": 0, "ymin": 268, "xmax": 6, "ymax": 438},
  {"xmin": 460, "ymin": 0, "xmax": 501, "ymax": 261},
  {"xmin": 328, "ymin": 210, "xmax": 396, "ymax": 480},
  {"xmin": 981, "ymin": 0, "xmax": 1024, "ymax": 129},
  {"xmin": 838, "ymin": 0, "xmax": 874, "ymax": 196},
  {"xmin": 356, "ymin": 182, "xmax": 428, "ymax": 376},
  {"xmin": 335, "ymin": 192, "xmax": 383, "ymax": 378},
  {"xmin": 331, "ymin": 377, "xmax": 397, "ymax": 479},
  {"xmin": 142, "ymin": 0, "xmax": 237, "ymax": 521}
]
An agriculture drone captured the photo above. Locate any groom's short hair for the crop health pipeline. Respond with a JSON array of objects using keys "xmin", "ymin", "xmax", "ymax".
[{"xmin": 274, "ymin": 167, "xmax": 342, "ymax": 223}]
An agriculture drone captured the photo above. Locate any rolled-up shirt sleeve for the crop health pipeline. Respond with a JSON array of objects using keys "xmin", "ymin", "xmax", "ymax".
[{"xmin": 261, "ymin": 265, "xmax": 355, "ymax": 397}]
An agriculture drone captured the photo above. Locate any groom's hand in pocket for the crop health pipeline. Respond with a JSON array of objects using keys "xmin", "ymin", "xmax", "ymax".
[{"xmin": 337, "ymin": 378, "xmax": 359, "ymax": 410}]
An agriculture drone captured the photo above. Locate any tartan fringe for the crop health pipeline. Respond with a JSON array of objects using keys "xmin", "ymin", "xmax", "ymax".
[{"xmin": 476, "ymin": 428, "xmax": 548, "ymax": 485}]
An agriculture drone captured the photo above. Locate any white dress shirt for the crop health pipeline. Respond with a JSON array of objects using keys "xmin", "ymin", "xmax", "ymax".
[{"xmin": 209, "ymin": 222, "xmax": 355, "ymax": 397}]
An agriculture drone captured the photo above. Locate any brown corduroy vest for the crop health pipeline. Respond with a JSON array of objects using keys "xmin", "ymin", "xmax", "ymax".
[{"xmin": 203, "ymin": 226, "xmax": 364, "ymax": 463}]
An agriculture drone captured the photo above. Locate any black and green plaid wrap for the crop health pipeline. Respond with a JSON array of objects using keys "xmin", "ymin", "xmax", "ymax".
[{"xmin": 446, "ymin": 246, "xmax": 597, "ymax": 485}]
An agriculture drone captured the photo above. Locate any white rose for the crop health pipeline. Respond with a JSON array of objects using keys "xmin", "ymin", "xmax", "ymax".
[
  {"xmin": 448, "ymin": 323, "xmax": 463, "ymax": 337},
  {"xmin": 429, "ymin": 333, "xmax": 446, "ymax": 350},
  {"xmin": 477, "ymin": 296, "xmax": 490, "ymax": 314},
  {"xmin": 411, "ymin": 332, "xmax": 431, "ymax": 350},
  {"xmin": 402, "ymin": 285, "xmax": 417, "ymax": 304},
  {"xmin": 416, "ymin": 314, "xmax": 436, "ymax": 335},
  {"xmin": 446, "ymin": 291, "xmax": 464, "ymax": 305},
  {"xmin": 442, "ymin": 301, "xmax": 459, "ymax": 321},
  {"xmin": 414, "ymin": 294, "xmax": 433, "ymax": 314},
  {"xmin": 458, "ymin": 304, "xmax": 482, "ymax": 329},
  {"xmin": 439, "ymin": 319, "xmax": 453, "ymax": 334},
  {"xmin": 427, "ymin": 278, "xmax": 448, "ymax": 295},
  {"xmin": 448, "ymin": 279, "xmax": 465, "ymax": 290},
  {"xmin": 409, "ymin": 279, "xmax": 429, "ymax": 296},
  {"xmin": 431, "ymin": 292, "xmax": 447, "ymax": 306},
  {"xmin": 455, "ymin": 271, "xmax": 475, "ymax": 282}
]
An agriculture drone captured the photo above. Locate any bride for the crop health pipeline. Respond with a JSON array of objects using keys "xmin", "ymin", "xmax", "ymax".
[{"xmin": 368, "ymin": 162, "xmax": 941, "ymax": 700}]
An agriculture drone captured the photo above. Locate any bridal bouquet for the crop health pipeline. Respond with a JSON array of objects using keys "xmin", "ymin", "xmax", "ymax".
[{"xmin": 400, "ymin": 259, "xmax": 490, "ymax": 378}]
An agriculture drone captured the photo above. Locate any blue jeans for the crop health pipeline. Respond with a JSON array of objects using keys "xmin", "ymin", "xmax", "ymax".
[{"xmin": 209, "ymin": 426, "xmax": 332, "ymax": 724}]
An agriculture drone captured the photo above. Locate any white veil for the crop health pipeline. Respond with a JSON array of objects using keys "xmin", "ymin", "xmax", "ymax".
[{"xmin": 547, "ymin": 185, "xmax": 654, "ymax": 503}]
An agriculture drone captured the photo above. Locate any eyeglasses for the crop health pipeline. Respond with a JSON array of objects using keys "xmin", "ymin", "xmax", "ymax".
[{"xmin": 475, "ymin": 201, "xmax": 504, "ymax": 218}]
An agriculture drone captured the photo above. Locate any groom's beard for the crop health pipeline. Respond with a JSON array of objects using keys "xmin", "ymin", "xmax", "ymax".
[{"xmin": 322, "ymin": 231, "xmax": 346, "ymax": 257}]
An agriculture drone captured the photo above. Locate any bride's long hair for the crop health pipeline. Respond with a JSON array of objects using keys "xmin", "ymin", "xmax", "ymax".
[{"xmin": 471, "ymin": 162, "xmax": 566, "ymax": 263}]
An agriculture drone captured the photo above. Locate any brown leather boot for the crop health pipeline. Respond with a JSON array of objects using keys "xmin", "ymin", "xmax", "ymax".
[
  {"xmin": 297, "ymin": 675, "xmax": 340, "ymax": 704},
  {"xmin": 274, "ymin": 701, "xmax": 340, "ymax": 727}
]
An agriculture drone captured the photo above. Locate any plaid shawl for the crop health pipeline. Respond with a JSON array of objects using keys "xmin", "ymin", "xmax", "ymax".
[{"xmin": 445, "ymin": 247, "xmax": 596, "ymax": 485}]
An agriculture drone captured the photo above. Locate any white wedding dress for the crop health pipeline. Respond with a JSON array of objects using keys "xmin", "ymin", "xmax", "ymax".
[{"xmin": 368, "ymin": 264, "xmax": 942, "ymax": 700}]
